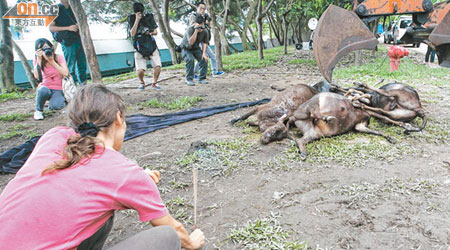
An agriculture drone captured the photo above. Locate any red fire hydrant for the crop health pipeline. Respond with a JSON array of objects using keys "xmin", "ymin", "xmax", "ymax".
[{"xmin": 388, "ymin": 45, "xmax": 409, "ymax": 72}]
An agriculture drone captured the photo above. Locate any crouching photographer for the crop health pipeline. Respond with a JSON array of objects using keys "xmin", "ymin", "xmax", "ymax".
[
  {"xmin": 33, "ymin": 38, "xmax": 70, "ymax": 120},
  {"xmin": 129, "ymin": 2, "xmax": 162, "ymax": 90},
  {"xmin": 180, "ymin": 15, "xmax": 209, "ymax": 86}
]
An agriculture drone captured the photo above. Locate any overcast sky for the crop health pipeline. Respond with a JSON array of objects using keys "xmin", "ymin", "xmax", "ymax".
[{"xmin": 6, "ymin": 0, "xmax": 187, "ymax": 41}]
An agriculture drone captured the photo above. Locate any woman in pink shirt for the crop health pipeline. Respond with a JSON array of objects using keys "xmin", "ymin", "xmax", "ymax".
[
  {"xmin": 33, "ymin": 38, "xmax": 69, "ymax": 120},
  {"xmin": 0, "ymin": 84, "xmax": 205, "ymax": 250}
]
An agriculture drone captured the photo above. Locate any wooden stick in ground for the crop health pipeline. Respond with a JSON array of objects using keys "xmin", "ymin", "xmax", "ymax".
[
  {"xmin": 193, "ymin": 167, "xmax": 198, "ymax": 230},
  {"xmin": 117, "ymin": 76, "xmax": 177, "ymax": 89},
  {"xmin": 143, "ymin": 75, "xmax": 177, "ymax": 88}
]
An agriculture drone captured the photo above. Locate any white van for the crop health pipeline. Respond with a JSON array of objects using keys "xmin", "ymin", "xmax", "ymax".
[{"xmin": 393, "ymin": 16, "xmax": 420, "ymax": 47}]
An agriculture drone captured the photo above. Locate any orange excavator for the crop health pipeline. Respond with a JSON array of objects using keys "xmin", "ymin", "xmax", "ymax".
[{"xmin": 313, "ymin": 0, "xmax": 450, "ymax": 82}]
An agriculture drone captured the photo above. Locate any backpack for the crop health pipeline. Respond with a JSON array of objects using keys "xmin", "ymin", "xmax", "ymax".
[
  {"xmin": 134, "ymin": 34, "xmax": 157, "ymax": 57},
  {"xmin": 128, "ymin": 13, "xmax": 158, "ymax": 57}
]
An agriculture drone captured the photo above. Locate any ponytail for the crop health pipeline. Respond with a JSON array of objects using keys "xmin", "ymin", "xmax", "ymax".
[
  {"xmin": 42, "ymin": 84, "xmax": 126, "ymax": 175},
  {"xmin": 42, "ymin": 135, "xmax": 103, "ymax": 175}
]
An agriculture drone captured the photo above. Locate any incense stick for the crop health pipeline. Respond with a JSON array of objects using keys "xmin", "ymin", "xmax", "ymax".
[{"xmin": 193, "ymin": 167, "xmax": 198, "ymax": 229}]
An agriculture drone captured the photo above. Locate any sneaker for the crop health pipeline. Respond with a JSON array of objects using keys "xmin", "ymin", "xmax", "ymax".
[
  {"xmin": 213, "ymin": 71, "xmax": 225, "ymax": 77},
  {"xmin": 34, "ymin": 111, "xmax": 44, "ymax": 120},
  {"xmin": 138, "ymin": 83, "xmax": 145, "ymax": 90},
  {"xmin": 198, "ymin": 79, "xmax": 208, "ymax": 84},
  {"xmin": 194, "ymin": 75, "xmax": 199, "ymax": 80},
  {"xmin": 185, "ymin": 79, "xmax": 195, "ymax": 86},
  {"xmin": 152, "ymin": 83, "xmax": 162, "ymax": 90}
]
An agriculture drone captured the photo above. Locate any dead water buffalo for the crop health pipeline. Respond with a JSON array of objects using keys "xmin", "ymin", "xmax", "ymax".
[
  {"xmin": 287, "ymin": 92, "xmax": 396, "ymax": 160},
  {"xmin": 231, "ymin": 84, "xmax": 318, "ymax": 144},
  {"xmin": 356, "ymin": 82, "xmax": 427, "ymax": 133}
]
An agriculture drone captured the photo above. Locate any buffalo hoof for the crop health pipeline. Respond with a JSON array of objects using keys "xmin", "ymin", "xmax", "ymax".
[
  {"xmin": 230, "ymin": 118, "xmax": 240, "ymax": 124},
  {"xmin": 402, "ymin": 123, "xmax": 418, "ymax": 134},
  {"xmin": 387, "ymin": 136, "xmax": 397, "ymax": 144},
  {"xmin": 300, "ymin": 151, "xmax": 308, "ymax": 161}
]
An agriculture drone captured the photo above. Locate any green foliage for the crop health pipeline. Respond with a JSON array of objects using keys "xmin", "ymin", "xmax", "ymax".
[
  {"xmin": 0, "ymin": 92, "xmax": 26, "ymax": 102},
  {"xmin": 0, "ymin": 124, "xmax": 40, "ymax": 140},
  {"xmin": 175, "ymin": 138, "xmax": 249, "ymax": 177},
  {"xmin": 229, "ymin": 213, "xmax": 310, "ymax": 249},
  {"xmin": 287, "ymin": 58, "xmax": 316, "ymax": 66},
  {"xmin": 285, "ymin": 127, "xmax": 418, "ymax": 167},
  {"xmin": 0, "ymin": 112, "xmax": 32, "ymax": 122},
  {"xmin": 334, "ymin": 55, "xmax": 450, "ymax": 86},
  {"xmin": 103, "ymin": 72, "xmax": 137, "ymax": 84},
  {"xmin": 167, "ymin": 46, "xmax": 285, "ymax": 71},
  {"xmin": 139, "ymin": 96, "xmax": 203, "ymax": 110}
]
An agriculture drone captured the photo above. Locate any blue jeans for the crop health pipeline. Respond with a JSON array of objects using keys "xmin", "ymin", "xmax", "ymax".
[
  {"xmin": 182, "ymin": 48, "xmax": 208, "ymax": 81},
  {"xmin": 62, "ymin": 41, "xmax": 87, "ymax": 85},
  {"xmin": 425, "ymin": 46, "xmax": 435, "ymax": 63},
  {"xmin": 35, "ymin": 86, "xmax": 66, "ymax": 112},
  {"xmin": 194, "ymin": 45, "xmax": 218, "ymax": 74}
]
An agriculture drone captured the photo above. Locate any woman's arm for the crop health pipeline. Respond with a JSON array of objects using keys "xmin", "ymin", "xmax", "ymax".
[
  {"xmin": 47, "ymin": 54, "xmax": 69, "ymax": 77},
  {"xmin": 151, "ymin": 214, "xmax": 205, "ymax": 249},
  {"xmin": 33, "ymin": 50, "xmax": 43, "ymax": 80}
]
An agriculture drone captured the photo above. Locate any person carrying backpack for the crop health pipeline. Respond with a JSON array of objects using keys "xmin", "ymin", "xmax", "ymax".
[{"xmin": 129, "ymin": 2, "xmax": 162, "ymax": 90}]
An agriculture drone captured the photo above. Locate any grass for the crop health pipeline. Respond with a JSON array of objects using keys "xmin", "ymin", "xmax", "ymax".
[
  {"xmin": 284, "ymin": 120, "xmax": 419, "ymax": 167},
  {"xmin": 139, "ymin": 96, "xmax": 203, "ymax": 110},
  {"xmin": 0, "ymin": 110, "xmax": 56, "ymax": 122},
  {"xmin": 333, "ymin": 52, "xmax": 450, "ymax": 87},
  {"xmin": 228, "ymin": 212, "xmax": 313, "ymax": 250},
  {"xmin": 166, "ymin": 196, "xmax": 193, "ymax": 225},
  {"xmin": 0, "ymin": 91, "xmax": 35, "ymax": 102},
  {"xmin": 233, "ymin": 120, "xmax": 260, "ymax": 139},
  {"xmin": 166, "ymin": 46, "xmax": 286, "ymax": 71},
  {"xmin": 103, "ymin": 72, "xmax": 139, "ymax": 85},
  {"xmin": 333, "ymin": 178, "xmax": 438, "ymax": 206},
  {"xmin": 287, "ymin": 58, "xmax": 317, "ymax": 66},
  {"xmin": 175, "ymin": 138, "xmax": 250, "ymax": 177},
  {"xmin": 0, "ymin": 124, "xmax": 40, "ymax": 140},
  {"xmin": 0, "ymin": 112, "xmax": 32, "ymax": 122}
]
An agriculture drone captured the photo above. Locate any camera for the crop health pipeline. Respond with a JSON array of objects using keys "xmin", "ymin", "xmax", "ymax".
[
  {"xmin": 195, "ymin": 26, "xmax": 204, "ymax": 30},
  {"xmin": 141, "ymin": 13, "xmax": 157, "ymax": 31},
  {"xmin": 42, "ymin": 47, "xmax": 53, "ymax": 57},
  {"xmin": 204, "ymin": 13, "xmax": 211, "ymax": 22}
]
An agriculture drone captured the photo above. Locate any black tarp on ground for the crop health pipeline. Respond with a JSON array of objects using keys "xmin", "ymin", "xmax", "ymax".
[{"xmin": 1, "ymin": 99, "xmax": 270, "ymax": 174}]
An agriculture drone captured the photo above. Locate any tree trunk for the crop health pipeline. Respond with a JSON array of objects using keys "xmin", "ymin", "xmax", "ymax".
[
  {"xmin": 219, "ymin": 0, "xmax": 231, "ymax": 55},
  {"xmin": 205, "ymin": 0, "xmax": 223, "ymax": 71},
  {"xmin": 256, "ymin": 0, "xmax": 264, "ymax": 59},
  {"xmin": 235, "ymin": 0, "xmax": 256, "ymax": 51},
  {"xmin": 69, "ymin": 0, "xmax": 103, "ymax": 84},
  {"xmin": 149, "ymin": 0, "xmax": 179, "ymax": 65},
  {"xmin": 282, "ymin": 11, "xmax": 290, "ymax": 55},
  {"xmin": 256, "ymin": 0, "xmax": 275, "ymax": 60},
  {"xmin": 0, "ymin": 0, "xmax": 16, "ymax": 92},
  {"xmin": 12, "ymin": 40, "xmax": 37, "ymax": 89},
  {"xmin": 268, "ymin": 14, "xmax": 281, "ymax": 45}
]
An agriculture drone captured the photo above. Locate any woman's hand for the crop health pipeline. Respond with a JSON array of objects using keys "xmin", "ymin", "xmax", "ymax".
[
  {"xmin": 188, "ymin": 229, "xmax": 205, "ymax": 249},
  {"xmin": 43, "ymin": 53, "xmax": 55, "ymax": 65},
  {"xmin": 36, "ymin": 49, "xmax": 44, "ymax": 63},
  {"xmin": 144, "ymin": 169, "xmax": 161, "ymax": 184}
]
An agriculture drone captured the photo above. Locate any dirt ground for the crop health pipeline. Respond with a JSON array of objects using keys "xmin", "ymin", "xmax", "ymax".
[{"xmin": 1, "ymin": 46, "xmax": 450, "ymax": 249}]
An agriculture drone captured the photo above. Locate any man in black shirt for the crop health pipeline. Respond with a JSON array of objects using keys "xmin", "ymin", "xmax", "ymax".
[
  {"xmin": 49, "ymin": 0, "xmax": 87, "ymax": 86},
  {"xmin": 180, "ymin": 15, "xmax": 209, "ymax": 86},
  {"xmin": 129, "ymin": 2, "xmax": 162, "ymax": 90}
]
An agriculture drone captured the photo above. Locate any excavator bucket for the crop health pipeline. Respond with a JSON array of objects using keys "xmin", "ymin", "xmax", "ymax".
[
  {"xmin": 313, "ymin": 5, "xmax": 378, "ymax": 83},
  {"xmin": 429, "ymin": 10, "xmax": 450, "ymax": 68}
]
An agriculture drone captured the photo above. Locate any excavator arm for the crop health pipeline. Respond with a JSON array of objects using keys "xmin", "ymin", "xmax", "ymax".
[{"xmin": 313, "ymin": 0, "xmax": 450, "ymax": 83}]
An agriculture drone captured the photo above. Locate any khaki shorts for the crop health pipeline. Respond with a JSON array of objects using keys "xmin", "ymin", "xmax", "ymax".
[{"xmin": 134, "ymin": 50, "xmax": 162, "ymax": 71}]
